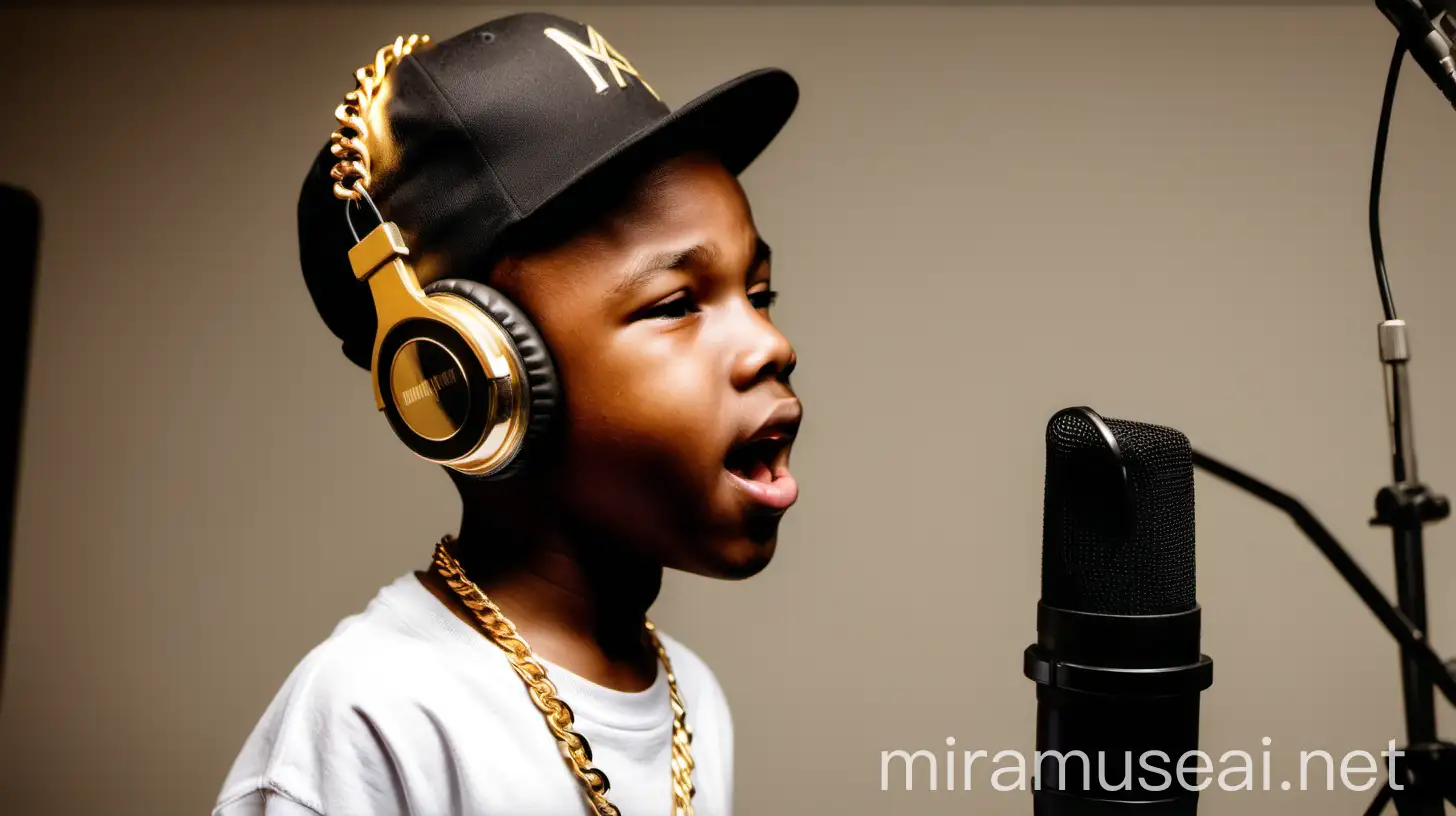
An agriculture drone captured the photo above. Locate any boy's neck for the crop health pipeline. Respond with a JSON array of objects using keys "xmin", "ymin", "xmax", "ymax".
[{"xmin": 417, "ymin": 507, "xmax": 664, "ymax": 693}]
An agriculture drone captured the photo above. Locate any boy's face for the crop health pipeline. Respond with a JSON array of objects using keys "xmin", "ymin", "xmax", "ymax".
[{"xmin": 499, "ymin": 153, "xmax": 800, "ymax": 579}]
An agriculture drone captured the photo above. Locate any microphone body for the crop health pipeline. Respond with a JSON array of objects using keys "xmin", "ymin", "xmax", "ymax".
[{"xmin": 1025, "ymin": 408, "xmax": 1213, "ymax": 814}]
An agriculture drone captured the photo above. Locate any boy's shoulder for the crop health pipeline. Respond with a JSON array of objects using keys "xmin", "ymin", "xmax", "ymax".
[
  {"xmin": 213, "ymin": 574, "xmax": 486, "ymax": 814},
  {"xmin": 274, "ymin": 574, "xmax": 456, "ymax": 705}
]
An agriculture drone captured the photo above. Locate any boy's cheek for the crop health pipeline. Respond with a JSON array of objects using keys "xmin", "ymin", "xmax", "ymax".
[{"xmin": 574, "ymin": 362, "xmax": 728, "ymax": 443}]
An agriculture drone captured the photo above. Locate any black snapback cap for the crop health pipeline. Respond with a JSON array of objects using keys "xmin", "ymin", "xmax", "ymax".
[{"xmin": 299, "ymin": 12, "xmax": 799, "ymax": 370}]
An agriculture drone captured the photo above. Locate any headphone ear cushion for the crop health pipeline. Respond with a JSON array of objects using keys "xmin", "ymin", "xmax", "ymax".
[{"xmin": 423, "ymin": 278, "xmax": 559, "ymax": 479}]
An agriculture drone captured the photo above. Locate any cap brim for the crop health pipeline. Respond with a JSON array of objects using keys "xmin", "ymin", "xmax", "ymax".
[{"xmin": 520, "ymin": 68, "xmax": 798, "ymax": 225}]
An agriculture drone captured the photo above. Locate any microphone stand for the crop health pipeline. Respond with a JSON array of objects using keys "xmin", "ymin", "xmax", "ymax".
[
  {"xmin": 1190, "ymin": 451, "xmax": 1456, "ymax": 813},
  {"xmin": 1192, "ymin": 37, "xmax": 1454, "ymax": 815}
]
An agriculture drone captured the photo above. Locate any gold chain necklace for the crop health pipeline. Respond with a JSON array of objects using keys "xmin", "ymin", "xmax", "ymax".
[{"xmin": 431, "ymin": 535, "xmax": 695, "ymax": 815}]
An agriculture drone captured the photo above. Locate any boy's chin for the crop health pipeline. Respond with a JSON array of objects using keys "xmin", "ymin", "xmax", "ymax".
[{"xmin": 688, "ymin": 530, "xmax": 779, "ymax": 580}]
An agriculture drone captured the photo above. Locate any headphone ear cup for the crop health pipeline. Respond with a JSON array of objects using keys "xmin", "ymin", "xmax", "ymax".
[{"xmin": 423, "ymin": 278, "xmax": 559, "ymax": 479}]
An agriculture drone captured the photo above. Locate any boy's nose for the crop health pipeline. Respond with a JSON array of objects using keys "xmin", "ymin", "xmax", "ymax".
[{"xmin": 730, "ymin": 316, "xmax": 796, "ymax": 391}]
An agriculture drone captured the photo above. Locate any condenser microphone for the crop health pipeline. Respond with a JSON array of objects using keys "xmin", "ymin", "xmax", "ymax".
[
  {"xmin": 1375, "ymin": 0, "xmax": 1456, "ymax": 108},
  {"xmin": 1023, "ymin": 407, "xmax": 1213, "ymax": 815}
]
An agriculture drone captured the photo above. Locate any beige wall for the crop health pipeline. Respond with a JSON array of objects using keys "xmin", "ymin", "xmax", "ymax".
[{"xmin": 2, "ymin": 4, "xmax": 1453, "ymax": 814}]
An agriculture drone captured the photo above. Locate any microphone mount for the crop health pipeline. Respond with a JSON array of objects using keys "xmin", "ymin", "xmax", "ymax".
[{"xmin": 1374, "ymin": 0, "xmax": 1456, "ymax": 108}]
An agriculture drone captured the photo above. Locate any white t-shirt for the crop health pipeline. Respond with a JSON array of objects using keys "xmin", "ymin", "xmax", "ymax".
[{"xmin": 213, "ymin": 573, "xmax": 733, "ymax": 816}]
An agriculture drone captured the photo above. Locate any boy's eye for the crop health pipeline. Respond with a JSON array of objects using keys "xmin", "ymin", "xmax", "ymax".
[
  {"xmin": 640, "ymin": 291, "xmax": 699, "ymax": 321},
  {"xmin": 748, "ymin": 289, "xmax": 778, "ymax": 311}
]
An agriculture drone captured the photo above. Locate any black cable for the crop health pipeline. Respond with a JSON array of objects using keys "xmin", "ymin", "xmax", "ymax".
[{"xmin": 1370, "ymin": 38, "xmax": 1406, "ymax": 322}]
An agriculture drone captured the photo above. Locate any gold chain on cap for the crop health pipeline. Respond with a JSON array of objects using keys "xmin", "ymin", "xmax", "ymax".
[
  {"xmin": 433, "ymin": 536, "xmax": 696, "ymax": 815},
  {"xmin": 329, "ymin": 34, "xmax": 431, "ymax": 201}
]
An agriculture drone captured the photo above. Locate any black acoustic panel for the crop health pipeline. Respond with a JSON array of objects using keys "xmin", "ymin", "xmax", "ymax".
[{"xmin": 0, "ymin": 185, "xmax": 40, "ymax": 706}]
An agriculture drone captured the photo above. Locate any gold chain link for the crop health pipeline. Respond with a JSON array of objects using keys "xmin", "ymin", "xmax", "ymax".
[
  {"xmin": 432, "ymin": 536, "xmax": 695, "ymax": 815},
  {"xmin": 329, "ymin": 34, "xmax": 430, "ymax": 201},
  {"xmin": 659, "ymin": 615, "xmax": 696, "ymax": 816}
]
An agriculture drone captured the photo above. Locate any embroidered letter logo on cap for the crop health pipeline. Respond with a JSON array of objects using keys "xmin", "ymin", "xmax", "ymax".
[{"xmin": 544, "ymin": 26, "xmax": 660, "ymax": 101}]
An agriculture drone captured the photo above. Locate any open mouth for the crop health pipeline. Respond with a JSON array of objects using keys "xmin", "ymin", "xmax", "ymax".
[{"xmin": 724, "ymin": 432, "xmax": 799, "ymax": 511}]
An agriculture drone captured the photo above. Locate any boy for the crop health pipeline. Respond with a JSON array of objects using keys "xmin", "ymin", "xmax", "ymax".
[{"xmin": 214, "ymin": 12, "xmax": 801, "ymax": 816}]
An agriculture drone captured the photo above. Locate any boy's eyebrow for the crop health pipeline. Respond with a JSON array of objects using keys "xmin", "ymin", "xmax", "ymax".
[
  {"xmin": 753, "ymin": 237, "xmax": 773, "ymax": 271},
  {"xmin": 610, "ymin": 246, "xmax": 707, "ymax": 299},
  {"xmin": 610, "ymin": 236, "xmax": 772, "ymax": 298}
]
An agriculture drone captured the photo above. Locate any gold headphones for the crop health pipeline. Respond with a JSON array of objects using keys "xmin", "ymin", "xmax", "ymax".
[{"xmin": 330, "ymin": 35, "xmax": 559, "ymax": 478}]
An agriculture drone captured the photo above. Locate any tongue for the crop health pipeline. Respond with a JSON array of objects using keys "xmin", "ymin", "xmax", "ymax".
[{"xmin": 749, "ymin": 460, "xmax": 773, "ymax": 484}]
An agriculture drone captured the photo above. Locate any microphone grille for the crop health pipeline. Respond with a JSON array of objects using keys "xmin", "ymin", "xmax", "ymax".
[{"xmin": 1041, "ymin": 409, "xmax": 1196, "ymax": 615}]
